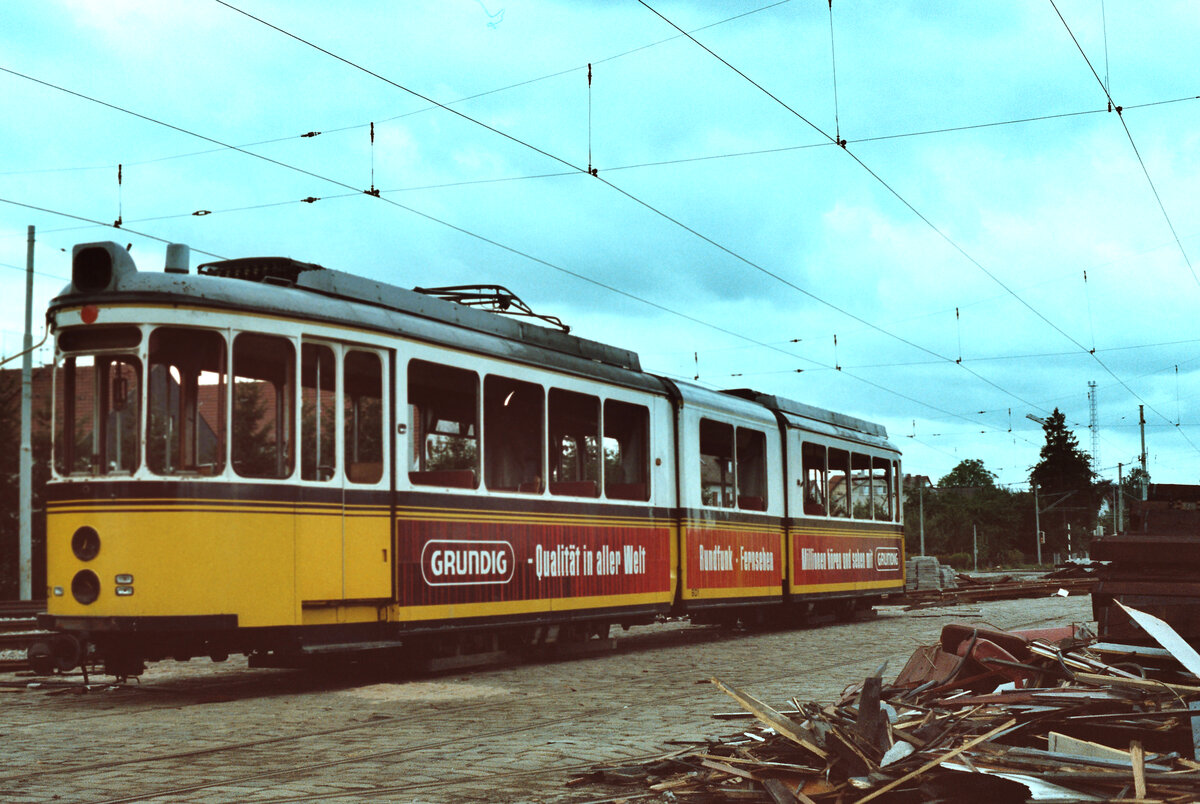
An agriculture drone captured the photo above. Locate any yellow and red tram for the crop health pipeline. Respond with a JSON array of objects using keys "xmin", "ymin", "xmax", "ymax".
[{"xmin": 36, "ymin": 240, "xmax": 903, "ymax": 676}]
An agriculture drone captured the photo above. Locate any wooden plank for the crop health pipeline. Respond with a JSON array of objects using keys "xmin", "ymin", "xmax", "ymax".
[
  {"xmin": 856, "ymin": 675, "xmax": 884, "ymax": 749},
  {"xmin": 710, "ymin": 678, "xmax": 829, "ymax": 760},
  {"xmin": 696, "ymin": 754, "xmax": 821, "ymax": 773},
  {"xmin": 1074, "ymin": 672, "xmax": 1200, "ymax": 695},
  {"xmin": 701, "ymin": 758, "xmax": 756, "ymax": 780},
  {"xmin": 760, "ymin": 777, "xmax": 796, "ymax": 804},
  {"xmin": 1047, "ymin": 732, "xmax": 1130, "ymax": 762},
  {"xmin": 1117, "ymin": 601, "xmax": 1200, "ymax": 678},
  {"xmin": 825, "ymin": 726, "xmax": 875, "ymax": 777},
  {"xmin": 1131, "ymin": 739, "xmax": 1146, "ymax": 800},
  {"xmin": 856, "ymin": 718, "xmax": 1017, "ymax": 804}
]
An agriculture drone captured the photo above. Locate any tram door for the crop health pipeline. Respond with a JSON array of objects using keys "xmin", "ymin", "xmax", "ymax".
[
  {"xmin": 340, "ymin": 347, "xmax": 390, "ymax": 601},
  {"xmin": 296, "ymin": 342, "xmax": 390, "ymax": 609}
]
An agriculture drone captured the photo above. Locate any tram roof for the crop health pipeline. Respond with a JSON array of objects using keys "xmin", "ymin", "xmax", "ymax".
[
  {"xmin": 665, "ymin": 381, "xmax": 894, "ymax": 452},
  {"xmin": 723, "ymin": 388, "xmax": 896, "ymax": 451},
  {"xmin": 193, "ymin": 255, "xmax": 643, "ymax": 372},
  {"xmin": 50, "ymin": 244, "xmax": 665, "ymax": 392}
]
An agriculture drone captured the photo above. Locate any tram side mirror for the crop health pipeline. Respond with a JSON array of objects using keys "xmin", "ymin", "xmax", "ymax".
[{"xmin": 71, "ymin": 242, "xmax": 138, "ymax": 294}]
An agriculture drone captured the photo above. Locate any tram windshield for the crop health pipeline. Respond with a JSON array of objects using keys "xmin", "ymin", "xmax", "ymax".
[{"xmin": 54, "ymin": 326, "xmax": 142, "ymax": 476}]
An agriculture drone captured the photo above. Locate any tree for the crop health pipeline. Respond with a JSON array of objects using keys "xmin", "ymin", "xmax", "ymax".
[
  {"xmin": 1030, "ymin": 409, "xmax": 1102, "ymax": 557},
  {"xmin": 904, "ymin": 459, "xmax": 1026, "ymax": 566},
  {"xmin": 940, "ymin": 458, "xmax": 996, "ymax": 489},
  {"xmin": 0, "ymin": 369, "xmax": 51, "ymax": 599}
]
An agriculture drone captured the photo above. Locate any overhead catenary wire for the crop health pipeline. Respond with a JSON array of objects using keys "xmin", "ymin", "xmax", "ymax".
[
  {"xmin": 0, "ymin": 196, "xmax": 229, "ymax": 260},
  {"xmin": 827, "ymin": 0, "xmax": 843, "ymax": 147},
  {"xmin": 0, "ymin": 2, "xmax": 797, "ymax": 179},
  {"xmin": 0, "ymin": 65, "xmax": 1003, "ymax": 431},
  {"xmin": 1048, "ymin": 0, "xmax": 1197, "ymax": 290},
  {"xmin": 7, "ymin": 7, "xmax": 1190, "ymax": 480},
  {"xmin": 209, "ymin": 0, "xmax": 1059, "ymax": 419},
  {"xmin": 6, "ymin": 97, "xmax": 1178, "ymax": 181},
  {"xmin": 0, "ymin": 8, "xmax": 1144, "ymax": 467},
  {"xmin": 0, "ymin": 74, "xmax": 1030, "ymax": 449},
  {"xmin": 1044, "ymin": 0, "xmax": 1200, "ymax": 456},
  {"xmin": 637, "ymin": 0, "xmax": 1200, "ymax": 458},
  {"xmin": 3, "ymin": 190, "xmax": 1011, "ymax": 440},
  {"xmin": 1100, "ymin": 0, "xmax": 1111, "ymax": 97}
]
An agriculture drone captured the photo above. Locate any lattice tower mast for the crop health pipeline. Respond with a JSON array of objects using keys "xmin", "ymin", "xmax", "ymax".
[{"xmin": 1088, "ymin": 380, "xmax": 1099, "ymax": 469}]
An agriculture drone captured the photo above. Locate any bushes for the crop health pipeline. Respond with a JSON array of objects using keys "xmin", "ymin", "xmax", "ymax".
[
  {"xmin": 942, "ymin": 552, "xmax": 972, "ymax": 570},
  {"xmin": 998, "ymin": 548, "xmax": 1025, "ymax": 567}
]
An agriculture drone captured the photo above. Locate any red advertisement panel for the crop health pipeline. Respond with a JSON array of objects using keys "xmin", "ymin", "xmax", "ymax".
[
  {"xmin": 683, "ymin": 526, "xmax": 783, "ymax": 593},
  {"xmin": 396, "ymin": 515, "xmax": 672, "ymax": 607},
  {"xmin": 791, "ymin": 529, "xmax": 903, "ymax": 589}
]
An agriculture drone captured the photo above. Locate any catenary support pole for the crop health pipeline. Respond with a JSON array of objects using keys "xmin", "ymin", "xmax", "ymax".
[
  {"xmin": 919, "ymin": 482, "xmax": 925, "ymax": 556},
  {"xmin": 20, "ymin": 225, "xmax": 34, "ymax": 600},
  {"xmin": 1117, "ymin": 463, "xmax": 1124, "ymax": 535},
  {"xmin": 1139, "ymin": 405, "xmax": 1147, "ymax": 500},
  {"xmin": 972, "ymin": 523, "xmax": 977, "ymax": 572},
  {"xmin": 1033, "ymin": 483, "xmax": 1042, "ymax": 567}
]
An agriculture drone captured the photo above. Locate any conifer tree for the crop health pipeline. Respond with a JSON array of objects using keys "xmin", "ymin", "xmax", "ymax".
[{"xmin": 1030, "ymin": 409, "xmax": 1101, "ymax": 556}]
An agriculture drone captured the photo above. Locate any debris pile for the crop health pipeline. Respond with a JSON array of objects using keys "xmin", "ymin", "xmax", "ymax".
[{"xmin": 579, "ymin": 603, "xmax": 1200, "ymax": 802}]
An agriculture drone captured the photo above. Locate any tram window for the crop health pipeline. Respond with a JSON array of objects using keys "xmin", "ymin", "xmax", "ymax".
[
  {"xmin": 408, "ymin": 359, "xmax": 479, "ymax": 488},
  {"xmin": 736, "ymin": 428, "xmax": 767, "ymax": 511},
  {"xmin": 828, "ymin": 448, "xmax": 850, "ymax": 518},
  {"xmin": 699, "ymin": 419, "xmax": 735, "ymax": 508},
  {"xmin": 232, "ymin": 333, "xmax": 295, "ymax": 479},
  {"xmin": 54, "ymin": 353, "xmax": 141, "ymax": 475},
  {"xmin": 549, "ymin": 389, "xmax": 599, "ymax": 497},
  {"xmin": 148, "ymin": 328, "xmax": 226, "ymax": 476},
  {"xmin": 604, "ymin": 400, "xmax": 650, "ymax": 501},
  {"xmin": 344, "ymin": 350, "xmax": 383, "ymax": 484},
  {"xmin": 851, "ymin": 452, "xmax": 873, "ymax": 519},
  {"xmin": 484, "ymin": 376, "xmax": 544, "ymax": 493},
  {"xmin": 301, "ymin": 343, "xmax": 337, "ymax": 482},
  {"xmin": 59, "ymin": 325, "xmax": 141, "ymax": 352},
  {"xmin": 873, "ymin": 457, "xmax": 892, "ymax": 521},
  {"xmin": 802, "ymin": 442, "xmax": 827, "ymax": 516}
]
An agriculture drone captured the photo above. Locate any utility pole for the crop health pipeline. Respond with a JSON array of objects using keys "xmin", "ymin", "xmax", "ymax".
[
  {"xmin": 1027, "ymin": 412, "xmax": 1047, "ymax": 568},
  {"xmin": 20, "ymin": 225, "xmax": 34, "ymax": 600},
  {"xmin": 919, "ymin": 482, "xmax": 925, "ymax": 556},
  {"xmin": 1116, "ymin": 463, "xmax": 1123, "ymax": 535},
  {"xmin": 972, "ymin": 523, "xmax": 978, "ymax": 572},
  {"xmin": 1033, "ymin": 483, "xmax": 1042, "ymax": 566},
  {"xmin": 1139, "ymin": 405, "xmax": 1148, "ymax": 500}
]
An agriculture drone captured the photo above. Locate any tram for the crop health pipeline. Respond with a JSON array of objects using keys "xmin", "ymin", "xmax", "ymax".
[{"xmin": 33, "ymin": 240, "xmax": 904, "ymax": 676}]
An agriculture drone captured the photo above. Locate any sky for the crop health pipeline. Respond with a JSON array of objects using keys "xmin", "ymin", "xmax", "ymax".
[{"xmin": 2, "ymin": 0, "xmax": 1198, "ymax": 491}]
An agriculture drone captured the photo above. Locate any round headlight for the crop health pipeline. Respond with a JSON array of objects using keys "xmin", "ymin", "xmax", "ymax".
[
  {"xmin": 72, "ymin": 526, "xmax": 101, "ymax": 561},
  {"xmin": 71, "ymin": 570, "xmax": 100, "ymax": 605}
]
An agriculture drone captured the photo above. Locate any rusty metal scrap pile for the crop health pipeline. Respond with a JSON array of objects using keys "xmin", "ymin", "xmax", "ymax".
[{"xmin": 579, "ymin": 608, "xmax": 1200, "ymax": 802}]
